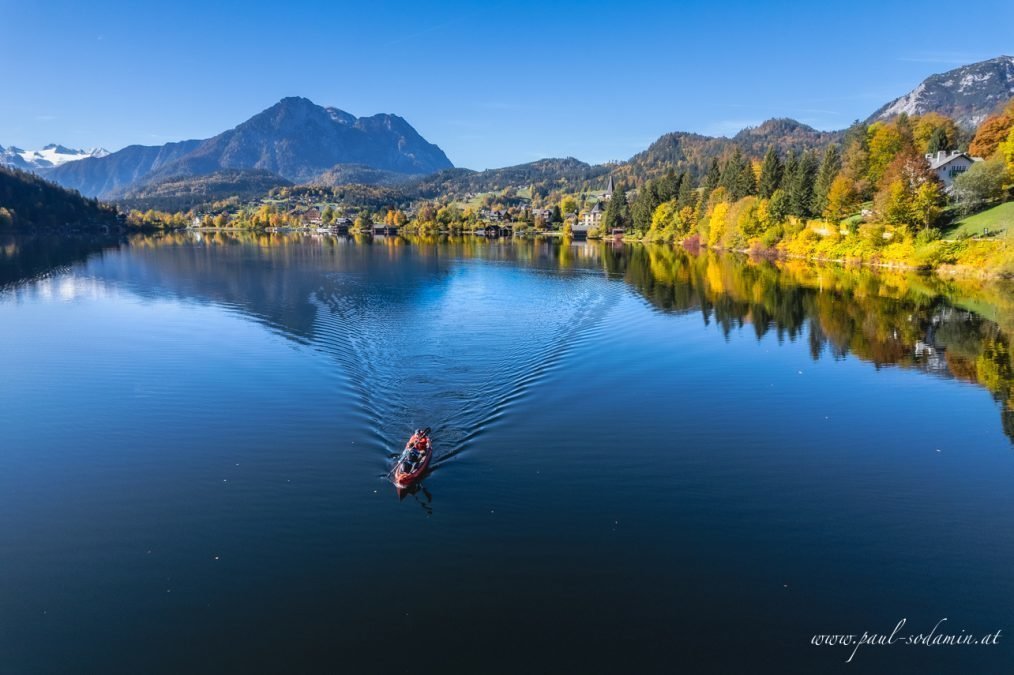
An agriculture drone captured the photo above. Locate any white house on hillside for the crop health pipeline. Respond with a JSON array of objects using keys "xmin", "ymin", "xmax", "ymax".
[
  {"xmin": 925, "ymin": 151, "xmax": 981, "ymax": 190},
  {"xmin": 579, "ymin": 201, "xmax": 607, "ymax": 231}
]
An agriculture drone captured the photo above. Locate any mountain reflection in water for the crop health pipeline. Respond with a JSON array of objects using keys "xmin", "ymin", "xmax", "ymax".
[{"xmin": 2, "ymin": 231, "xmax": 1011, "ymax": 445}]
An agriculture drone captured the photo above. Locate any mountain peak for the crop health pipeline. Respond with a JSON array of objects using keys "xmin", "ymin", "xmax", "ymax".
[
  {"xmin": 870, "ymin": 55, "xmax": 1014, "ymax": 128},
  {"xmin": 273, "ymin": 96, "xmax": 316, "ymax": 108},
  {"xmin": 735, "ymin": 118, "xmax": 818, "ymax": 137},
  {"xmin": 0, "ymin": 144, "xmax": 110, "ymax": 171},
  {"xmin": 46, "ymin": 97, "xmax": 453, "ymax": 197}
]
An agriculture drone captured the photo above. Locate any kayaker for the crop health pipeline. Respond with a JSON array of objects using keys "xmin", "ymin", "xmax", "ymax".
[
  {"xmin": 412, "ymin": 430, "xmax": 428, "ymax": 451},
  {"xmin": 405, "ymin": 432, "xmax": 426, "ymax": 467}
]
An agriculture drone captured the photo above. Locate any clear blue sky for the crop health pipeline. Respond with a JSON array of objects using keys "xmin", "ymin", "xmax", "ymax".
[{"xmin": 2, "ymin": 0, "xmax": 1012, "ymax": 169}]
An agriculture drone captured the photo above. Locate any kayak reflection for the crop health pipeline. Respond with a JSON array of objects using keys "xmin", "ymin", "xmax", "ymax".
[{"xmin": 397, "ymin": 481, "xmax": 433, "ymax": 514}]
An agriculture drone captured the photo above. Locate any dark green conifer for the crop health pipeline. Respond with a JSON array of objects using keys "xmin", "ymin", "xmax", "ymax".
[{"xmin": 757, "ymin": 146, "xmax": 783, "ymax": 199}]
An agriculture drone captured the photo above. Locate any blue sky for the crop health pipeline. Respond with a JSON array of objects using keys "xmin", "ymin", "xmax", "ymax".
[{"xmin": 1, "ymin": 0, "xmax": 1012, "ymax": 169}]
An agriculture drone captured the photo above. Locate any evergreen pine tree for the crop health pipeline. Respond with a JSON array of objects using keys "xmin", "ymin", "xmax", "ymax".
[
  {"xmin": 702, "ymin": 158, "xmax": 721, "ymax": 193},
  {"xmin": 603, "ymin": 183, "xmax": 629, "ymax": 232},
  {"xmin": 631, "ymin": 180, "xmax": 662, "ymax": 231},
  {"xmin": 677, "ymin": 172, "xmax": 695, "ymax": 210},
  {"xmin": 658, "ymin": 169, "xmax": 681, "ymax": 202},
  {"xmin": 788, "ymin": 151, "xmax": 818, "ymax": 218},
  {"xmin": 812, "ymin": 144, "xmax": 842, "ymax": 216},
  {"xmin": 736, "ymin": 154, "xmax": 757, "ymax": 199},
  {"xmin": 757, "ymin": 146, "xmax": 783, "ymax": 199},
  {"xmin": 718, "ymin": 148, "xmax": 756, "ymax": 201},
  {"xmin": 718, "ymin": 150, "xmax": 738, "ymax": 195},
  {"xmin": 927, "ymin": 126, "xmax": 951, "ymax": 153},
  {"xmin": 781, "ymin": 151, "xmax": 799, "ymax": 192}
]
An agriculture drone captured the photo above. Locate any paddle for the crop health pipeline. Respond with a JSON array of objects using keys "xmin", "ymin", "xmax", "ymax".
[{"xmin": 386, "ymin": 454, "xmax": 405, "ymax": 479}]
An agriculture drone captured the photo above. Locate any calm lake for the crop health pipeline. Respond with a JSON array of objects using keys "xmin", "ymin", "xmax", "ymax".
[{"xmin": 2, "ymin": 232, "xmax": 1012, "ymax": 674}]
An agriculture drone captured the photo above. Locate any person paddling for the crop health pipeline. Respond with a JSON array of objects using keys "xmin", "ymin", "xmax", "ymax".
[
  {"xmin": 391, "ymin": 427, "xmax": 432, "ymax": 488},
  {"xmin": 404, "ymin": 428, "xmax": 429, "ymax": 470}
]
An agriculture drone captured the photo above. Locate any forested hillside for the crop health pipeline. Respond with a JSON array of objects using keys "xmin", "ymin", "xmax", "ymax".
[{"xmin": 0, "ymin": 166, "xmax": 118, "ymax": 229}]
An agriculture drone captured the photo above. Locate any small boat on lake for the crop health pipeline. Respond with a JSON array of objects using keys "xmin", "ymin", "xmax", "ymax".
[{"xmin": 393, "ymin": 427, "xmax": 432, "ymax": 489}]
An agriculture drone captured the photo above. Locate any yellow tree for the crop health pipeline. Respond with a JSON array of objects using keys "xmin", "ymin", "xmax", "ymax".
[
  {"xmin": 876, "ymin": 180, "xmax": 912, "ymax": 226},
  {"xmin": 824, "ymin": 175, "xmax": 858, "ymax": 223},
  {"xmin": 649, "ymin": 200, "xmax": 680, "ymax": 241},
  {"xmin": 913, "ymin": 113, "xmax": 959, "ymax": 153},
  {"xmin": 706, "ymin": 202, "xmax": 730, "ymax": 247},
  {"xmin": 996, "ymin": 127, "xmax": 1014, "ymax": 175},
  {"xmin": 911, "ymin": 182, "xmax": 944, "ymax": 228},
  {"xmin": 733, "ymin": 196, "xmax": 762, "ymax": 239},
  {"xmin": 678, "ymin": 206, "xmax": 696, "ymax": 234},
  {"xmin": 867, "ymin": 122, "xmax": 905, "ymax": 185},
  {"xmin": 559, "ymin": 195, "xmax": 578, "ymax": 216}
]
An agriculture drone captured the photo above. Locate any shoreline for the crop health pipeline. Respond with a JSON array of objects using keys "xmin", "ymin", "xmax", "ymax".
[
  {"xmin": 608, "ymin": 234, "xmax": 1014, "ymax": 281},
  {"xmin": 133, "ymin": 225, "xmax": 1014, "ymax": 280}
]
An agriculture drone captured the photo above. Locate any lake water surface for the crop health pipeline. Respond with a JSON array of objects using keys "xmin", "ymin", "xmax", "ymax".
[{"xmin": 2, "ymin": 233, "xmax": 1012, "ymax": 673}]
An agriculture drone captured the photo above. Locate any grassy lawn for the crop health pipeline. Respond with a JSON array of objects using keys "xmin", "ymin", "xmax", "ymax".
[
  {"xmin": 944, "ymin": 201, "xmax": 1014, "ymax": 240},
  {"xmin": 455, "ymin": 192, "xmax": 491, "ymax": 210}
]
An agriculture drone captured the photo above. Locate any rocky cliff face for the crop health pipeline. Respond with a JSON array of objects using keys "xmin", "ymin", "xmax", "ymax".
[{"xmin": 869, "ymin": 55, "xmax": 1014, "ymax": 128}]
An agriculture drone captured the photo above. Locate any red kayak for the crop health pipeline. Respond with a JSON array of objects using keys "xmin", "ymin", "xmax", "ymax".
[{"xmin": 393, "ymin": 429, "xmax": 432, "ymax": 489}]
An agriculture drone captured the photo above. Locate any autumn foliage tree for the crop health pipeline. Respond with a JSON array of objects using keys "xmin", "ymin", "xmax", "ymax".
[
  {"xmin": 913, "ymin": 113, "xmax": 959, "ymax": 153},
  {"xmin": 559, "ymin": 195, "xmax": 578, "ymax": 217},
  {"xmin": 999, "ymin": 127, "xmax": 1014, "ymax": 179},
  {"xmin": 824, "ymin": 175, "xmax": 858, "ymax": 223},
  {"xmin": 969, "ymin": 104, "xmax": 1014, "ymax": 158},
  {"xmin": 867, "ymin": 121, "xmax": 908, "ymax": 186},
  {"xmin": 874, "ymin": 150, "xmax": 944, "ymax": 229}
]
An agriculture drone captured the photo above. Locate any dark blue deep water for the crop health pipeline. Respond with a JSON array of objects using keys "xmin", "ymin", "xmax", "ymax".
[{"xmin": 1, "ymin": 233, "xmax": 1012, "ymax": 674}]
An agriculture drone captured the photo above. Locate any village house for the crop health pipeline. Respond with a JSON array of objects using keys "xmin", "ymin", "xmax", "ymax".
[
  {"xmin": 296, "ymin": 207, "xmax": 322, "ymax": 226},
  {"xmin": 532, "ymin": 208, "xmax": 554, "ymax": 225},
  {"xmin": 483, "ymin": 223, "xmax": 513, "ymax": 238},
  {"xmin": 925, "ymin": 150, "xmax": 982, "ymax": 190},
  {"xmin": 580, "ymin": 201, "xmax": 607, "ymax": 231},
  {"xmin": 480, "ymin": 208, "xmax": 507, "ymax": 222}
]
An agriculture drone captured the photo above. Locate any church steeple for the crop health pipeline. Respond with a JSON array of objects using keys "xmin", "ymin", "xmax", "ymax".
[{"xmin": 604, "ymin": 175, "xmax": 615, "ymax": 200}]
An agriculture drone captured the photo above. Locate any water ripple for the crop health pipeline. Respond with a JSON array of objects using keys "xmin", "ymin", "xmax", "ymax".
[{"xmin": 308, "ymin": 261, "xmax": 620, "ymax": 476}]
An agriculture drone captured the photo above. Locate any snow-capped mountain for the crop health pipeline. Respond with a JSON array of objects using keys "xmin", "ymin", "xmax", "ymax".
[
  {"xmin": 869, "ymin": 55, "xmax": 1014, "ymax": 128},
  {"xmin": 0, "ymin": 144, "xmax": 110, "ymax": 171}
]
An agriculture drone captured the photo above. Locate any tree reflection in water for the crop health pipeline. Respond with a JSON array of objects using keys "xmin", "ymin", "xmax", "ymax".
[{"xmin": 604, "ymin": 243, "xmax": 1014, "ymax": 444}]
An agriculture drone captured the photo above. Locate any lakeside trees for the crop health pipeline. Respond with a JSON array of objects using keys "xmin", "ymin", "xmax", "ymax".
[
  {"xmin": 621, "ymin": 105, "xmax": 1012, "ymax": 269},
  {"xmin": 30, "ymin": 94, "xmax": 1009, "ymax": 271},
  {"xmin": 603, "ymin": 183, "xmax": 629, "ymax": 232},
  {"xmin": 0, "ymin": 166, "xmax": 118, "ymax": 230}
]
